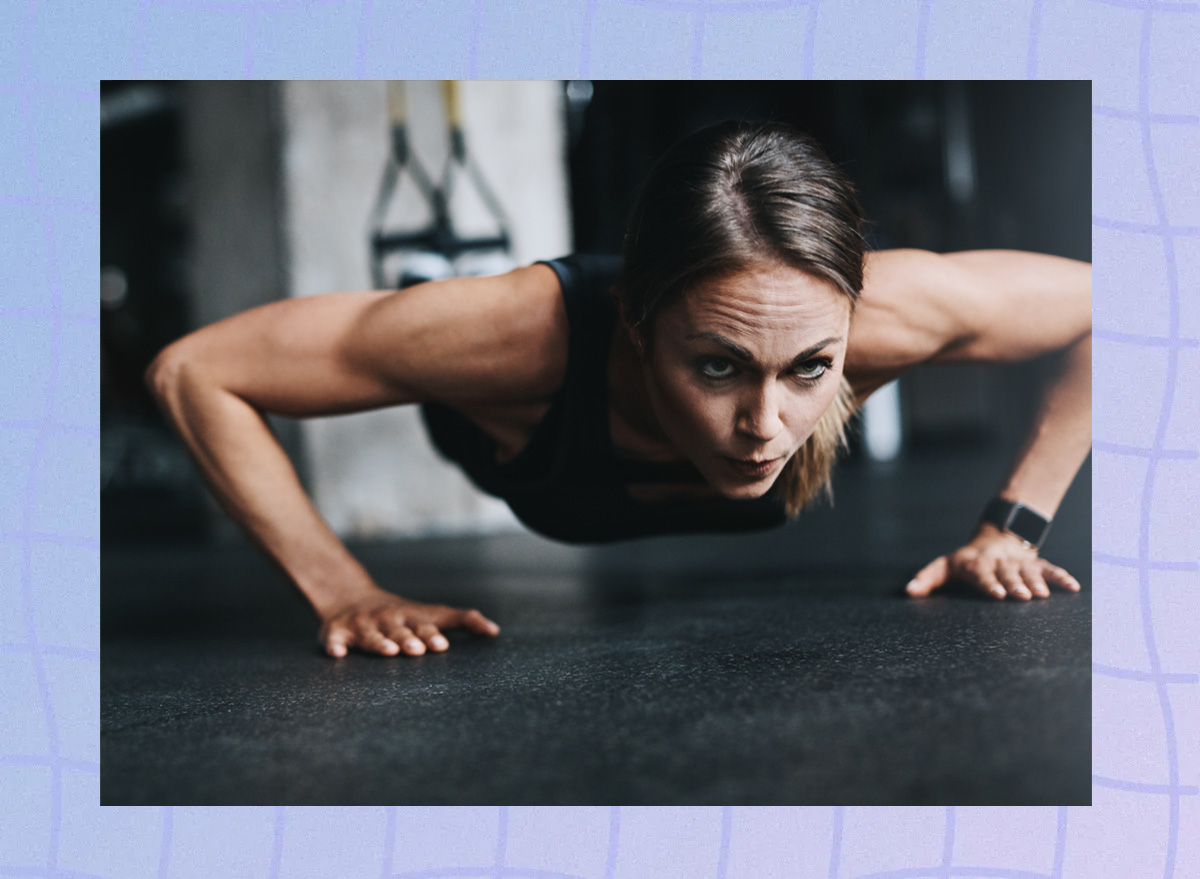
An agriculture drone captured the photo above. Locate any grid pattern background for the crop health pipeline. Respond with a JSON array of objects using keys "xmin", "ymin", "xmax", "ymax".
[{"xmin": 1, "ymin": 0, "xmax": 1197, "ymax": 875}]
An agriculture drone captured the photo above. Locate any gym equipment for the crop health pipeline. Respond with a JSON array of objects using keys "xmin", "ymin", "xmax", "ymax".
[{"xmin": 369, "ymin": 82, "xmax": 514, "ymax": 289}]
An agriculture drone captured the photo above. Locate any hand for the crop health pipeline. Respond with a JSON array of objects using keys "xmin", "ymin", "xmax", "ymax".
[
  {"xmin": 317, "ymin": 588, "xmax": 500, "ymax": 658},
  {"xmin": 904, "ymin": 523, "xmax": 1082, "ymax": 601}
]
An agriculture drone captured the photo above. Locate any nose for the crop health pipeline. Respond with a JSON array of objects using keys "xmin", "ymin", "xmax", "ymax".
[{"xmin": 736, "ymin": 380, "xmax": 783, "ymax": 443}]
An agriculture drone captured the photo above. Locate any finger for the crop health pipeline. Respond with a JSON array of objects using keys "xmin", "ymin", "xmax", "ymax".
[
  {"xmin": 378, "ymin": 615, "xmax": 424, "ymax": 655},
  {"xmin": 996, "ymin": 559, "xmax": 1031, "ymax": 601},
  {"xmin": 415, "ymin": 623, "xmax": 449, "ymax": 652},
  {"xmin": 357, "ymin": 625, "xmax": 403, "ymax": 656},
  {"xmin": 1020, "ymin": 561, "xmax": 1050, "ymax": 598},
  {"xmin": 1041, "ymin": 562, "xmax": 1082, "ymax": 593},
  {"xmin": 906, "ymin": 556, "xmax": 949, "ymax": 597},
  {"xmin": 387, "ymin": 624, "xmax": 426, "ymax": 656},
  {"xmin": 970, "ymin": 560, "xmax": 1008, "ymax": 600},
  {"xmin": 324, "ymin": 626, "xmax": 351, "ymax": 659},
  {"xmin": 458, "ymin": 608, "xmax": 501, "ymax": 636}
]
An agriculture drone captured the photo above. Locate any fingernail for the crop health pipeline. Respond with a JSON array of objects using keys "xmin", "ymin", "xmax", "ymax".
[
  {"xmin": 431, "ymin": 635, "xmax": 448, "ymax": 650},
  {"xmin": 1015, "ymin": 587, "xmax": 1030, "ymax": 599},
  {"xmin": 992, "ymin": 587, "xmax": 1006, "ymax": 598},
  {"xmin": 406, "ymin": 638, "xmax": 424, "ymax": 652},
  {"xmin": 905, "ymin": 580, "xmax": 919, "ymax": 594}
]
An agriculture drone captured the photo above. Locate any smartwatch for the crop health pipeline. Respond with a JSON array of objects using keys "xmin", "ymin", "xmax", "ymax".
[{"xmin": 980, "ymin": 498, "xmax": 1052, "ymax": 550}]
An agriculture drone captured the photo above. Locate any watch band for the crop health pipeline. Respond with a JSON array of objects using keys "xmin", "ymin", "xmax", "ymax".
[{"xmin": 981, "ymin": 498, "xmax": 1052, "ymax": 549}]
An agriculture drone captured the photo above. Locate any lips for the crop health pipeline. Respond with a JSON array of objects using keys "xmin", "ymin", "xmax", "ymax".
[{"xmin": 723, "ymin": 456, "xmax": 781, "ymax": 479}]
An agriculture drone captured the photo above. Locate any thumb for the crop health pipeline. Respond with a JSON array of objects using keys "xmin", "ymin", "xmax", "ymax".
[{"xmin": 906, "ymin": 556, "xmax": 949, "ymax": 597}]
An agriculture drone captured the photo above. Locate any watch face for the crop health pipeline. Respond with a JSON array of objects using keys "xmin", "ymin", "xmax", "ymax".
[{"xmin": 1010, "ymin": 505, "xmax": 1049, "ymax": 543}]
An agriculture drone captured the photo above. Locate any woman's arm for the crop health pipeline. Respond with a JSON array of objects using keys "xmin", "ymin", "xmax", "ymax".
[
  {"xmin": 145, "ymin": 264, "xmax": 564, "ymax": 652},
  {"xmin": 846, "ymin": 249, "xmax": 1091, "ymax": 600}
]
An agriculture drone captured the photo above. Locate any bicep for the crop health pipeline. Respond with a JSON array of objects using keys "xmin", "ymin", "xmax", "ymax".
[{"xmin": 148, "ymin": 264, "xmax": 566, "ymax": 418}]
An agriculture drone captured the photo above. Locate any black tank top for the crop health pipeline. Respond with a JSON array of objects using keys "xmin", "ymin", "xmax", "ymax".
[{"xmin": 420, "ymin": 253, "xmax": 788, "ymax": 543}]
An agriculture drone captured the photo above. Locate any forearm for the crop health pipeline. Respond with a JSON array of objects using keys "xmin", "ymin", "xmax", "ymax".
[
  {"xmin": 992, "ymin": 331, "xmax": 1092, "ymax": 519},
  {"xmin": 147, "ymin": 357, "xmax": 380, "ymax": 618}
]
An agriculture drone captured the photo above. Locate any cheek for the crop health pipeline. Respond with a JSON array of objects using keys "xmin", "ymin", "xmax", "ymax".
[
  {"xmin": 651, "ymin": 367, "xmax": 731, "ymax": 438},
  {"xmin": 783, "ymin": 376, "xmax": 844, "ymax": 438},
  {"xmin": 680, "ymin": 391, "xmax": 732, "ymax": 439},
  {"xmin": 791, "ymin": 383, "xmax": 836, "ymax": 420}
]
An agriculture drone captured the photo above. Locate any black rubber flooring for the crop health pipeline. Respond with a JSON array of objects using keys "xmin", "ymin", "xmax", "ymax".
[{"xmin": 102, "ymin": 448, "xmax": 1091, "ymax": 805}]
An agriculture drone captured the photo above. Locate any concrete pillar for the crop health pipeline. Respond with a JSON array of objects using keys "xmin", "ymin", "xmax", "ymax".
[{"xmin": 181, "ymin": 81, "xmax": 287, "ymax": 331}]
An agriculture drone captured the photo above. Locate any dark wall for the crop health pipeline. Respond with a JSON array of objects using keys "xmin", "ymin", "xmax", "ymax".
[
  {"xmin": 569, "ymin": 81, "xmax": 1089, "ymax": 259},
  {"xmin": 101, "ymin": 82, "xmax": 210, "ymax": 542}
]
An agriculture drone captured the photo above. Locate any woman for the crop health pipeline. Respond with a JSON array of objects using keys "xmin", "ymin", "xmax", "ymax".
[{"xmin": 146, "ymin": 122, "xmax": 1091, "ymax": 659}]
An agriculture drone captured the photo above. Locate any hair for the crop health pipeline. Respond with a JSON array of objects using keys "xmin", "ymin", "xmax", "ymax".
[{"xmin": 613, "ymin": 120, "xmax": 867, "ymax": 517}]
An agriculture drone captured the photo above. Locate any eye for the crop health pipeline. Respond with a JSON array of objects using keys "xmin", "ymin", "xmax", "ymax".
[
  {"xmin": 699, "ymin": 357, "xmax": 737, "ymax": 380},
  {"xmin": 794, "ymin": 358, "xmax": 832, "ymax": 382}
]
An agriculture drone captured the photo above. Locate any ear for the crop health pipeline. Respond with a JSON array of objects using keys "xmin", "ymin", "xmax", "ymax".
[
  {"xmin": 615, "ymin": 296, "xmax": 647, "ymax": 358},
  {"xmin": 629, "ymin": 327, "xmax": 646, "ymax": 359}
]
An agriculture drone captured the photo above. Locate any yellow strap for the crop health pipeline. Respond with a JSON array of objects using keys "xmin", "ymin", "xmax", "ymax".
[
  {"xmin": 385, "ymin": 81, "xmax": 407, "ymax": 126},
  {"xmin": 441, "ymin": 80, "xmax": 462, "ymax": 131}
]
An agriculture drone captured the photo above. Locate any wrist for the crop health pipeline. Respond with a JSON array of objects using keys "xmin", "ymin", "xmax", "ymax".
[
  {"xmin": 297, "ymin": 569, "xmax": 382, "ymax": 620},
  {"xmin": 979, "ymin": 496, "xmax": 1052, "ymax": 550},
  {"xmin": 973, "ymin": 520, "xmax": 1039, "ymax": 555}
]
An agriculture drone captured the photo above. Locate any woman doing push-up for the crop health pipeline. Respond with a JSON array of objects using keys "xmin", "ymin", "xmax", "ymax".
[{"xmin": 146, "ymin": 121, "xmax": 1091, "ymax": 658}]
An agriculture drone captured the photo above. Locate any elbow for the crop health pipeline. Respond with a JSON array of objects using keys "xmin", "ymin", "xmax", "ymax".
[
  {"xmin": 144, "ymin": 348, "xmax": 173, "ymax": 398},
  {"xmin": 1074, "ymin": 261, "xmax": 1092, "ymax": 344},
  {"xmin": 144, "ymin": 341, "xmax": 193, "ymax": 400}
]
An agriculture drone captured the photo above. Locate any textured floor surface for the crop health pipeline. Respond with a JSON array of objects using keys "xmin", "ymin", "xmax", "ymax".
[{"xmin": 102, "ymin": 448, "xmax": 1091, "ymax": 805}]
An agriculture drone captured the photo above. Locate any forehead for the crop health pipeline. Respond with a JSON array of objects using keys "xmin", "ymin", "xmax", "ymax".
[{"xmin": 662, "ymin": 263, "xmax": 850, "ymax": 340}]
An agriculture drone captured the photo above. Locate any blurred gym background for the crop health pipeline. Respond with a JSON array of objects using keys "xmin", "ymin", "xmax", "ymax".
[{"xmin": 101, "ymin": 80, "xmax": 1089, "ymax": 546}]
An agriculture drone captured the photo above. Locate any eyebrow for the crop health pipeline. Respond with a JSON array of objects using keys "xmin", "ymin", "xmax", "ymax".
[{"xmin": 685, "ymin": 331, "xmax": 843, "ymax": 367}]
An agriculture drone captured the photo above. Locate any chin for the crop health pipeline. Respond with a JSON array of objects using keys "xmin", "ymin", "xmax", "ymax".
[{"xmin": 711, "ymin": 472, "xmax": 780, "ymax": 501}]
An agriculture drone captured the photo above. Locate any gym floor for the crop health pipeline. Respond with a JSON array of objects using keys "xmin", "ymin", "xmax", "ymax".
[{"xmin": 102, "ymin": 446, "xmax": 1090, "ymax": 805}]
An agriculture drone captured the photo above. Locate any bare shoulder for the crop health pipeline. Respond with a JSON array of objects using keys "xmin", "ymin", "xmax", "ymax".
[
  {"xmin": 844, "ymin": 248, "xmax": 1090, "ymax": 398},
  {"xmin": 349, "ymin": 263, "xmax": 568, "ymax": 408},
  {"xmin": 150, "ymin": 263, "xmax": 567, "ymax": 418},
  {"xmin": 844, "ymin": 249, "xmax": 975, "ymax": 398}
]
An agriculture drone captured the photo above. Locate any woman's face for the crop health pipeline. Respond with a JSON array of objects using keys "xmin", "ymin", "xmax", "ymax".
[{"xmin": 640, "ymin": 263, "xmax": 852, "ymax": 499}]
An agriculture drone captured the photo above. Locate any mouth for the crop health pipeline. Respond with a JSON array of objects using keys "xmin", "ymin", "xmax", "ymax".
[{"xmin": 722, "ymin": 455, "xmax": 782, "ymax": 479}]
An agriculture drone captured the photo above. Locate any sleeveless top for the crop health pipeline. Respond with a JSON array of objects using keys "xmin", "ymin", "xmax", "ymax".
[{"xmin": 420, "ymin": 253, "xmax": 788, "ymax": 544}]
